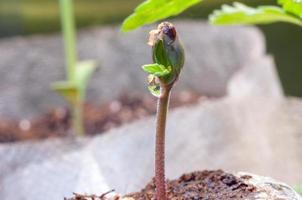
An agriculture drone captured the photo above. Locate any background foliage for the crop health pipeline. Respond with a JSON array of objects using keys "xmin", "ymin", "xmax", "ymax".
[
  {"xmin": 1, "ymin": 0, "xmax": 302, "ymax": 97},
  {"xmin": 209, "ymin": 2, "xmax": 302, "ymax": 26}
]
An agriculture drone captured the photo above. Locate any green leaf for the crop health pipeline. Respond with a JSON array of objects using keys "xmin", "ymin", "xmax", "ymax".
[
  {"xmin": 209, "ymin": 2, "xmax": 302, "ymax": 26},
  {"xmin": 75, "ymin": 60, "xmax": 97, "ymax": 97},
  {"xmin": 153, "ymin": 40, "xmax": 169, "ymax": 67},
  {"xmin": 51, "ymin": 81, "xmax": 79, "ymax": 105},
  {"xmin": 142, "ymin": 63, "xmax": 171, "ymax": 77},
  {"xmin": 121, "ymin": 0, "xmax": 202, "ymax": 32},
  {"xmin": 278, "ymin": 0, "xmax": 302, "ymax": 18}
]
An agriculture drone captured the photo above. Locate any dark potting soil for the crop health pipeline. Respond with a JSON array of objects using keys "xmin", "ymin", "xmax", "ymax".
[
  {"xmin": 66, "ymin": 170, "xmax": 257, "ymax": 200},
  {"xmin": 0, "ymin": 91, "xmax": 201, "ymax": 143}
]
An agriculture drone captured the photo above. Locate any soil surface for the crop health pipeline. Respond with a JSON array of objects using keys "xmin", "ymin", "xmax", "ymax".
[
  {"xmin": 0, "ymin": 91, "xmax": 201, "ymax": 143},
  {"xmin": 66, "ymin": 170, "xmax": 257, "ymax": 200}
]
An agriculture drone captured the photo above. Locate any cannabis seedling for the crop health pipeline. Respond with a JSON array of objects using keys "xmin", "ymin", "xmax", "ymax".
[
  {"xmin": 51, "ymin": 0, "xmax": 96, "ymax": 136},
  {"xmin": 123, "ymin": 0, "xmax": 302, "ymax": 197},
  {"xmin": 142, "ymin": 22, "xmax": 184, "ymax": 200}
]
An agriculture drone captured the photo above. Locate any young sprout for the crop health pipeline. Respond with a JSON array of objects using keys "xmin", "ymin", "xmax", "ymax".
[
  {"xmin": 51, "ymin": 0, "xmax": 96, "ymax": 136},
  {"xmin": 142, "ymin": 22, "xmax": 184, "ymax": 200}
]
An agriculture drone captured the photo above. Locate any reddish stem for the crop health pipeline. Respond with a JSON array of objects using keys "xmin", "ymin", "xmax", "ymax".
[{"xmin": 155, "ymin": 85, "xmax": 172, "ymax": 200}]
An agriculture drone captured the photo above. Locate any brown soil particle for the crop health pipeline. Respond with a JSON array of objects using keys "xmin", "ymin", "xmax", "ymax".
[
  {"xmin": 0, "ymin": 91, "xmax": 201, "ymax": 143},
  {"xmin": 126, "ymin": 170, "xmax": 257, "ymax": 200}
]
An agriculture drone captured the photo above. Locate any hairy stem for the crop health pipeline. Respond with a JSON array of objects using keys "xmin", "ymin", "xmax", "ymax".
[{"xmin": 155, "ymin": 85, "xmax": 172, "ymax": 200}]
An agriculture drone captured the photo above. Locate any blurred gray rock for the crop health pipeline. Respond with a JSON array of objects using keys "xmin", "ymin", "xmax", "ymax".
[{"xmin": 0, "ymin": 20, "xmax": 267, "ymax": 119}]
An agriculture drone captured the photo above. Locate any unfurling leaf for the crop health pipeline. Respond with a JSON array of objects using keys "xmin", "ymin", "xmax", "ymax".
[
  {"xmin": 149, "ymin": 22, "xmax": 185, "ymax": 85},
  {"xmin": 121, "ymin": 0, "xmax": 202, "ymax": 32},
  {"xmin": 142, "ymin": 63, "xmax": 171, "ymax": 77},
  {"xmin": 278, "ymin": 0, "xmax": 302, "ymax": 18},
  {"xmin": 143, "ymin": 22, "xmax": 184, "ymax": 97},
  {"xmin": 209, "ymin": 2, "xmax": 302, "ymax": 26}
]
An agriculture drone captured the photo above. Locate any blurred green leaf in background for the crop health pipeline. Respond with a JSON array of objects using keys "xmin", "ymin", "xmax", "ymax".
[
  {"xmin": 209, "ymin": 0, "xmax": 302, "ymax": 26},
  {"xmin": 209, "ymin": 2, "xmax": 302, "ymax": 26}
]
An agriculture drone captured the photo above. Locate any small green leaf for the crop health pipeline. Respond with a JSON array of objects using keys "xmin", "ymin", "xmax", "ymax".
[
  {"xmin": 142, "ymin": 63, "xmax": 171, "ymax": 77},
  {"xmin": 278, "ymin": 0, "xmax": 302, "ymax": 18},
  {"xmin": 51, "ymin": 81, "xmax": 79, "ymax": 105},
  {"xmin": 121, "ymin": 0, "xmax": 202, "ymax": 32},
  {"xmin": 75, "ymin": 60, "xmax": 97, "ymax": 97},
  {"xmin": 209, "ymin": 2, "xmax": 302, "ymax": 26}
]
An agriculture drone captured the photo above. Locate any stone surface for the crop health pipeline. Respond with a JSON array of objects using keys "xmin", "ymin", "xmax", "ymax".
[
  {"xmin": 236, "ymin": 172, "xmax": 302, "ymax": 200},
  {"xmin": 0, "ymin": 21, "xmax": 301, "ymax": 200},
  {"xmin": 0, "ymin": 21, "xmax": 266, "ymax": 119}
]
